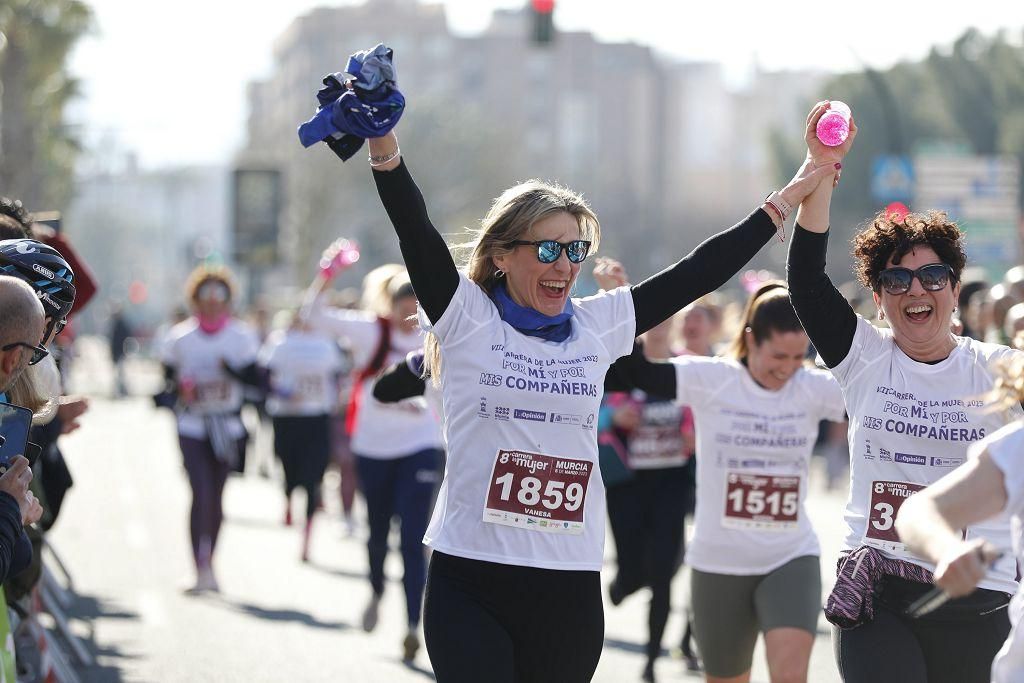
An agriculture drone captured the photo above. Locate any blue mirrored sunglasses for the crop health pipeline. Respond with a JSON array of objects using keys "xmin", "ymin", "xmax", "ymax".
[{"xmin": 508, "ymin": 239, "xmax": 592, "ymax": 264}]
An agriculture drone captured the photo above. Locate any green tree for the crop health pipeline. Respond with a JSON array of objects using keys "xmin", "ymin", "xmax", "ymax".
[
  {"xmin": 768, "ymin": 28, "xmax": 1024, "ymax": 274},
  {"xmin": 0, "ymin": 0, "xmax": 92, "ymax": 210}
]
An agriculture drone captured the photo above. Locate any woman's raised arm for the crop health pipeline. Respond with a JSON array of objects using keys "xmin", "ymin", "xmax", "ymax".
[{"xmin": 369, "ymin": 132, "xmax": 460, "ymax": 323}]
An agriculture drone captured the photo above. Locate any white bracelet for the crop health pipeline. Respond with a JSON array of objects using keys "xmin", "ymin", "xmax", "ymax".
[
  {"xmin": 368, "ymin": 147, "xmax": 401, "ymax": 167},
  {"xmin": 764, "ymin": 191, "xmax": 792, "ymax": 242},
  {"xmin": 764, "ymin": 191, "xmax": 792, "ymax": 220}
]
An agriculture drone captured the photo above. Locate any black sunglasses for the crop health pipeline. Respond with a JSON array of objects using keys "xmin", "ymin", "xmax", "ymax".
[
  {"xmin": 508, "ymin": 239, "xmax": 592, "ymax": 264},
  {"xmin": 2, "ymin": 341, "xmax": 49, "ymax": 366},
  {"xmin": 877, "ymin": 263, "xmax": 954, "ymax": 295}
]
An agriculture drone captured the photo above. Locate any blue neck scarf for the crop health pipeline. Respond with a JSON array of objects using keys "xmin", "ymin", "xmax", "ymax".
[{"xmin": 492, "ymin": 281, "xmax": 575, "ymax": 342}]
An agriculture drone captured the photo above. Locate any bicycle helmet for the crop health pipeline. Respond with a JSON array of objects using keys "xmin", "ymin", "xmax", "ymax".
[{"xmin": 0, "ymin": 239, "xmax": 76, "ymax": 340}]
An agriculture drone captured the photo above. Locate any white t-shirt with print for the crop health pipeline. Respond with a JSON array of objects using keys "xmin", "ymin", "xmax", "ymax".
[
  {"xmin": 422, "ymin": 275, "xmax": 636, "ymax": 571},
  {"xmin": 259, "ymin": 329, "xmax": 344, "ymax": 417},
  {"xmin": 305, "ymin": 299, "xmax": 441, "ymax": 459},
  {"xmin": 832, "ymin": 316, "xmax": 1022, "ymax": 594},
  {"xmin": 672, "ymin": 355, "xmax": 846, "ymax": 574},
  {"xmin": 984, "ymin": 421, "xmax": 1024, "ymax": 683},
  {"xmin": 162, "ymin": 318, "xmax": 260, "ymax": 440}
]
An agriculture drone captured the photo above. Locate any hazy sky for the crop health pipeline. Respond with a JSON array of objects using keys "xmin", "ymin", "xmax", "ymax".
[{"xmin": 68, "ymin": 0, "xmax": 1019, "ymax": 168}]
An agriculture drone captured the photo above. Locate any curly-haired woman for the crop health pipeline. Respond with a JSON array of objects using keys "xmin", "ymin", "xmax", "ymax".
[{"xmin": 787, "ymin": 102, "xmax": 1023, "ymax": 683}]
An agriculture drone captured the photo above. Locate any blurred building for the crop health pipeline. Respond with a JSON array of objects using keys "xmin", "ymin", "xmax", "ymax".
[
  {"xmin": 63, "ymin": 160, "xmax": 230, "ymax": 335},
  {"xmin": 238, "ymin": 0, "xmax": 827, "ymax": 288}
]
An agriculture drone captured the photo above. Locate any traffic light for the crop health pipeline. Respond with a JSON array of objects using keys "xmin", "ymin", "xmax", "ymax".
[{"xmin": 531, "ymin": 0, "xmax": 555, "ymax": 45}]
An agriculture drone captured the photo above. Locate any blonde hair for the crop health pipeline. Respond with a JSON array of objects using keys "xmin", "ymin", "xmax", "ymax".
[
  {"xmin": 424, "ymin": 180, "xmax": 601, "ymax": 384},
  {"xmin": 184, "ymin": 265, "xmax": 238, "ymax": 308},
  {"xmin": 988, "ymin": 352, "xmax": 1024, "ymax": 415},
  {"xmin": 7, "ymin": 354, "xmax": 60, "ymax": 424},
  {"xmin": 360, "ymin": 264, "xmax": 412, "ymax": 319}
]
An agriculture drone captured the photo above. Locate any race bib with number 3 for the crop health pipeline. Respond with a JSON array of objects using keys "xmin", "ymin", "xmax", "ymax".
[
  {"xmin": 722, "ymin": 472, "xmax": 800, "ymax": 531},
  {"xmin": 862, "ymin": 480, "xmax": 926, "ymax": 555},
  {"xmin": 483, "ymin": 449, "xmax": 592, "ymax": 535}
]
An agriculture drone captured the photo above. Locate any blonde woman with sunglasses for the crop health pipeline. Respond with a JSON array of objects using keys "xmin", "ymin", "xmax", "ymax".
[{"xmin": 356, "ymin": 103, "xmax": 838, "ymax": 682}]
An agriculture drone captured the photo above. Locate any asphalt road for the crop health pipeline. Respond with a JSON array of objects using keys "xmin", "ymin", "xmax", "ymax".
[{"xmin": 44, "ymin": 342, "xmax": 848, "ymax": 682}]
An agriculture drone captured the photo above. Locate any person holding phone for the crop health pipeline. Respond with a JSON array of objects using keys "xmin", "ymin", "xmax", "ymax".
[{"xmin": 0, "ymin": 275, "xmax": 50, "ymax": 575}]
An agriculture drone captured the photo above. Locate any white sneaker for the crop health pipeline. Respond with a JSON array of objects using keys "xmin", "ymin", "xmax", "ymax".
[
  {"xmin": 196, "ymin": 566, "xmax": 219, "ymax": 592},
  {"xmin": 361, "ymin": 594, "xmax": 381, "ymax": 632},
  {"xmin": 185, "ymin": 567, "xmax": 219, "ymax": 595},
  {"xmin": 343, "ymin": 517, "xmax": 358, "ymax": 538}
]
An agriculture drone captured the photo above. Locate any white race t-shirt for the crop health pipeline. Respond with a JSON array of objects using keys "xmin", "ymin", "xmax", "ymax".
[
  {"xmin": 259, "ymin": 329, "xmax": 344, "ymax": 417},
  {"xmin": 305, "ymin": 299, "xmax": 441, "ymax": 458},
  {"xmin": 672, "ymin": 355, "xmax": 846, "ymax": 574},
  {"xmin": 984, "ymin": 421, "xmax": 1024, "ymax": 683},
  {"xmin": 832, "ymin": 316, "xmax": 1022, "ymax": 593},
  {"xmin": 422, "ymin": 275, "xmax": 636, "ymax": 571},
  {"xmin": 162, "ymin": 318, "xmax": 260, "ymax": 439}
]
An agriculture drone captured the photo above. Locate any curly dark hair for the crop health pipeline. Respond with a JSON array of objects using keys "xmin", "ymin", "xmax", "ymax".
[
  {"xmin": 0, "ymin": 198, "xmax": 31, "ymax": 239},
  {"xmin": 851, "ymin": 210, "xmax": 967, "ymax": 292}
]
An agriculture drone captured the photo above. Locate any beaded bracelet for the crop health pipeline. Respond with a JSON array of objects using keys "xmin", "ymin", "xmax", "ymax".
[{"xmin": 368, "ymin": 147, "xmax": 401, "ymax": 167}]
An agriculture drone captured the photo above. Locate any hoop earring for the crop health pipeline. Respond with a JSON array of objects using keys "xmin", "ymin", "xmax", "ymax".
[
  {"xmin": 878, "ymin": 309, "xmax": 885, "ymax": 320},
  {"xmin": 494, "ymin": 269, "xmax": 505, "ymax": 279}
]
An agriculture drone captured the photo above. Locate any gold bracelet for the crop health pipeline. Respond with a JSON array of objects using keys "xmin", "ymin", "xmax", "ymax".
[{"xmin": 368, "ymin": 147, "xmax": 401, "ymax": 167}]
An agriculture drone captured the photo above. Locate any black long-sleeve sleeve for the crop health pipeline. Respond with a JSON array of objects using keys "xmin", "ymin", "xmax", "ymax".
[
  {"xmin": 602, "ymin": 343, "xmax": 677, "ymax": 398},
  {"xmin": 374, "ymin": 160, "xmax": 778, "ymax": 338},
  {"xmin": 786, "ymin": 225, "xmax": 858, "ymax": 368},
  {"xmin": 221, "ymin": 361, "xmax": 269, "ymax": 391},
  {"xmin": 9, "ymin": 527, "xmax": 31, "ymax": 578},
  {"xmin": 373, "ymin": 359, "xmax": 427, "ymax": 403},
  {"xmin": 630, "ymin": 210, "xmax": 777, "ymax": 335},
  {"xmin": 372, "ymin": 160, "xmax": 460, "ymax": 324}
]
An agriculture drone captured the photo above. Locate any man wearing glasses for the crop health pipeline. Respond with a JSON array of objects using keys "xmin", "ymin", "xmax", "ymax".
[
  {"xmin": 0, "ymin": 276, "xmax": 47, "ymax": 395},
  {"xmin": 0, "ymin": 274, "xmax": 46, "ymax": 557}
]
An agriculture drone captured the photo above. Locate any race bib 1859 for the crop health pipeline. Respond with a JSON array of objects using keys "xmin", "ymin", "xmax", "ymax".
[{"xmin": 482, "ymin": 449, "xmax": 592, "ymax": 535}]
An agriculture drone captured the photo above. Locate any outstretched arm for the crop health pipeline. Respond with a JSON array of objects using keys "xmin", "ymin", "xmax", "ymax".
[
  {"xmin": 788, "ymin": 102, "xmax": 859, "ymax": 368},
  {"xmin": 603, "ymin": 343, "xmax": 677, "ymax": 398},
  {"xmin": 373, "ymin": 352, "xmax": 427, "ymax": 403},
  {"xmin": 631, "ymin": 158, "xmax": 838, "ymax": 335},
  {"xmin": 369, "ymin": 132, "xmax": 460, "ymax": 323}
]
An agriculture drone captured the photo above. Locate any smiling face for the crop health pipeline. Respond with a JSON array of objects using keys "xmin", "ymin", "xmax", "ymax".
[
  {"xmin": 745, "ymin": 329, "xmax": 809, "ymax": 391},
  {"xmin": 873, "ymin": 245, "xmax": 960, "ymax": 360},
  {"xmin": 492, "ymin": 211, "xmax": 581, "ymax": 317}
]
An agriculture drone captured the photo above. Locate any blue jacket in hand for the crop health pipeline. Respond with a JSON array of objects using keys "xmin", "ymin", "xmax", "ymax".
[{"xmin": 297, "ymin": 43, "xmax": 406, "ymax": 160}]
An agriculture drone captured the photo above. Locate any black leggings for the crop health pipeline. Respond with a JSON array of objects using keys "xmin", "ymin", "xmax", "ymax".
[
  {"xmin": 606, "ymin": 467, "xmax": 687, "ymax": 663},
  {"xmin": 272, "ymin": 414, "xmax": 331, "ymax": 519},
  {"xmin": 424, "ymin": 551, "xmax": 604, "ymax": 683},
  {"xmin": 833, "ymin": 575, "xmax": 1011, "ymax": 683}
]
